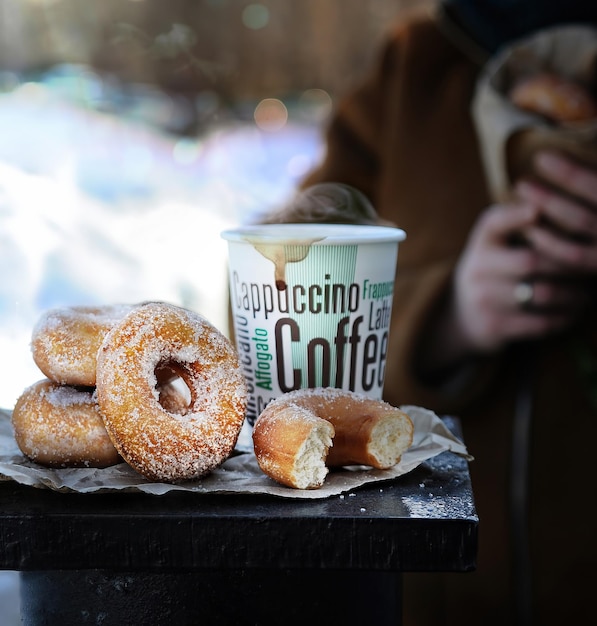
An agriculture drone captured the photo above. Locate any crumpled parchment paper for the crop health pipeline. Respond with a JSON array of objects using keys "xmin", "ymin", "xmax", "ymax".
[{"xmin": 0, "ymin": 405, "xmax": 471, "ymax": 499}]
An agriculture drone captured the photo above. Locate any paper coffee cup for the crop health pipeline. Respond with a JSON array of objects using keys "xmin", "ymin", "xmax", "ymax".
[{"xmin": 221, "ymin": 223, "xmax": 406, "ymax": 424}]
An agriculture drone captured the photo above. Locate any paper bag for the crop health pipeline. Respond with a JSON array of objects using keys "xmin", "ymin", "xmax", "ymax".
[{"xmin": 473, "ymin": 25, "xmax": 597, "ymax": 202}]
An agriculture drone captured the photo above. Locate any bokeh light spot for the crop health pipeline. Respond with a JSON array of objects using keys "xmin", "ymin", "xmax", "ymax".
[
  {"xmin": 242, "ymin": 4, "xmax": 270, "ymax": 30},
  {"xmin": 298, "ymin": 88, "xmax": 333, "ymax": 123},
  {"xmin": 254, "ymin": 98, "xmax": 288, "ymax": 132}
]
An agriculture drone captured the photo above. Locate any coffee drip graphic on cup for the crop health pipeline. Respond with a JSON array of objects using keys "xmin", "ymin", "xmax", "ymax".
[{"xmin": 250, "ymin": 239, "xmax": 322, "ymax": 291}]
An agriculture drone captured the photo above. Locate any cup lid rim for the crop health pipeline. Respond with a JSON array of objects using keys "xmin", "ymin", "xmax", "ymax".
[{"xmin": 221, "ymin": 223, "xmax": 406, "ymax": 244}]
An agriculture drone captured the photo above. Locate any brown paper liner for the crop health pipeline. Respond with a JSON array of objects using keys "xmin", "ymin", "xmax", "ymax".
[{"xmin": 473, "ymin": 25, "xmax": 597, "ymax": 202}]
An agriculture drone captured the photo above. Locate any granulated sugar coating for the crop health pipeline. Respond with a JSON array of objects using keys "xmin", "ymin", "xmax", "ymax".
[
  {"xmin": 252, "ymin": 387, "xmax": 414, "ymax": 489},
  {"xmin": 96, "ymin": 302, "xmax": 247, "ymax": 482},
  {"xmin": 31, "ymin": 304, "xmax": 136, "ymax": 387},
  {"xmin": 11, "ymin": 379, "xmax": 120, "ymax": 468}
]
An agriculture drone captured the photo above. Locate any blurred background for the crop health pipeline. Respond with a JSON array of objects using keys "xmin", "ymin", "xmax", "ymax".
[
  {"xmin": 1, "ymin": 0, "xmax": 417, "ymax": 99},
  {"xmin": 0, "ymin": 0, "xmax": 424, "ymax": 620},
  {"xmin": 0, "ymin": 0, "xmax": 423, "ymax": 410}
]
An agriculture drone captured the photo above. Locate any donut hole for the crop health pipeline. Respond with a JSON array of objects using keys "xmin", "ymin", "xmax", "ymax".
[
  {"xmin": 170, "ymin": 376, "xmax": 192, "ymax": 404},
  {"xmin": 155, "ymin": 363, "xmax": 192, "ymax": 415},
  {"xmin": 155, "ymin": 364, "xmax": 178, "ymax": 385}
]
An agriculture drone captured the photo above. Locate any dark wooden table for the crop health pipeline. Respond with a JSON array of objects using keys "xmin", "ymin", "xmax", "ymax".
[{"xmin": 0, "ymin": 418, "xmax": 477, "ymax": 626}]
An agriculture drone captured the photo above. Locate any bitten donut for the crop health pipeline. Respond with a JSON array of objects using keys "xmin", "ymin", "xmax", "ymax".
[
  {"xmin": 12, "ymin": 379, "xmax": 120, "ymax": 468},
  {"xmin": 31, "ymin": 304, "xmax": 136, "ymax": 386},
  {"xmin": 96, "ymin": 302, "xmax": 247, "ymax": 482},
  {"xmin": 252, "ymin": 388, "xmax": 414, "ymax": 489},
  {"xmin": 509, "ymin": 73, "xmax": 597, "ymax": 123}
]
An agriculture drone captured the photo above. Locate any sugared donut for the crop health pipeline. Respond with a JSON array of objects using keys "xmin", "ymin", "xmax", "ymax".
[
  {"xmin": 31, "ymin": 305, "xmax": 136, "ymax": 386},
  {"xmin": 12, "ymin": 379, "xmax": 120, "ymax": 468},
  {"xmin": 509, "ymin": 73, "xmax": 597, "ymax": 123},
  {"xmin": 252, "ymin": 388, "xmax": 414, "ymax": 489},
  {"xmin": 95, "ymin": 302, "xmax": 247, "ymax": 482}
]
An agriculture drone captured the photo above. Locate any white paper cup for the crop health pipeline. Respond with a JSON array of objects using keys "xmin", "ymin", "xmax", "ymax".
[{"xmin": 221, "ymin": 223, "xmax": 406, "ymax": 424}]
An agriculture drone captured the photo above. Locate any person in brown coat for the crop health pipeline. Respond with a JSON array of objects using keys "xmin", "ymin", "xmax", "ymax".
[{"xmin": 264, "ymin": 1, "xmax": 597, "ymax": 624}]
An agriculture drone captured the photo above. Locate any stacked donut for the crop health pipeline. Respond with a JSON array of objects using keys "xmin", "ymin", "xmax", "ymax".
[{"xmin": 12, "ymin": 302, "xmax": 248, "ymax": 482}]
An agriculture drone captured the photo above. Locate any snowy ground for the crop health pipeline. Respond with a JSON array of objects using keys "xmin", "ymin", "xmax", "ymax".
[{"xmin": 0, "ymin": 68, "xmax": 323, "ymax": 622}]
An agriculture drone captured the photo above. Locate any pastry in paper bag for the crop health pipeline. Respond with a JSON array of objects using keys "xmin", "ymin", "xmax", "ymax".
[{"xmin": 473, "ymin": 25, "xmax": 597, "ymax": 202}]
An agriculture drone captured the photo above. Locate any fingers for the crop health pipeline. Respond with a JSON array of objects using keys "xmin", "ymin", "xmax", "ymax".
[
  {"xmin": 516, "ymin": 179, "xmax": 597, "ymax": 237},
  {"xmin": 452, "ymin": 199, "xmax": 591, "ymax": 353},
  {"xmin": 466, "ymin": 273, "xmax": 587, "ymax": 317},
  {"xmin": 513, "ymin": 278, "xmax": 590, "ymax": 313},
  {"xmin": 457, "ymin": 277, "xmax": 586, "ymax": 351},
  {"xmin": 534, "ymin": 151, "xmax": 597, "ymax": 205},
  {"xmin": 515, "ymin": 156, "xmax": 597, "ymax": 271},
  {"xmin": 463, "ymin": 203, "xmax": 569, "ymax": 278},
  {"xmin": 453, "ymin": 286, "xmax": 576, "ymax": 352},
  {"xmin": 471, "ymin": 201, "xmax": 539, "ymax": 247},
  {"xmin": 524, "ymin": 224, "xmax": 597, "ymax": 269}
]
